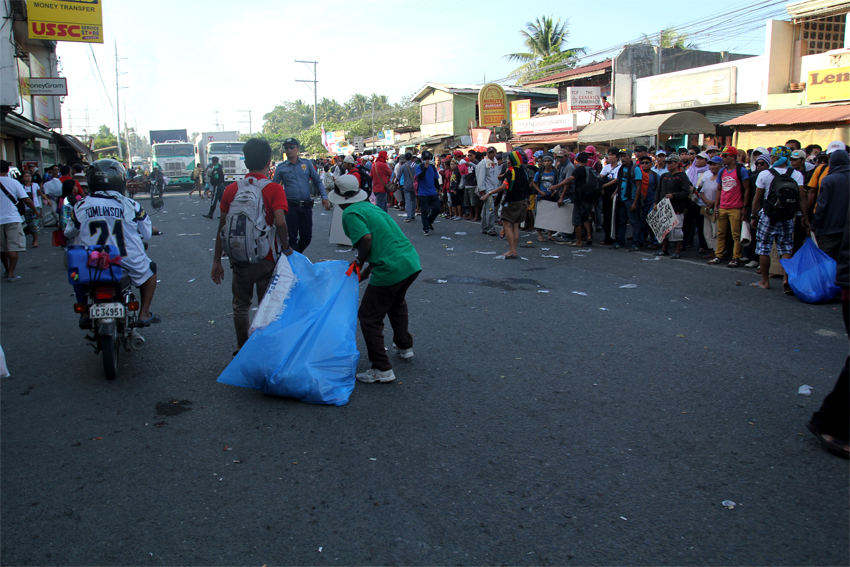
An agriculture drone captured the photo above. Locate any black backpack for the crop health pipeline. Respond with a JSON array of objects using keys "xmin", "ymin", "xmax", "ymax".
[
  {"xmin": 210, "ymin": 164, "xmax": 224, "ymax": 186},
  {"xmin": 763, "ymin": 167, "xmax": 800, "ymax": 222},
  {"xmin": 576, "ymin": 166, "xmax": 601, "ymax": 201},
  {"xmin": 356, "ymin": 165, "xmax": 372, "ymax": 195}
]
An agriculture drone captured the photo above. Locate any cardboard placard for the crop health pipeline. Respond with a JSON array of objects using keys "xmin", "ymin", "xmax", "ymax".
[
  {"xmin": 646, "ymin": 198, "xmax": 678, "ymax": 242},
  {"xmin": 534, "ymin": 200, "xmax": 573, "ymax": 233}
]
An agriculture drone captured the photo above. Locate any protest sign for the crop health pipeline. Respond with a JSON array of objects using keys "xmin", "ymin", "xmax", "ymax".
[
  {"xmin": 535, "ymin": 200, "xmax": 573, "ymax": 233},
  {"xmin": 329, "ymin": 206, "xmax": 352, "ymax": 246},
  {"xmin": 646, "ymin": 198, "xmax": 678, "ymax": 242}
]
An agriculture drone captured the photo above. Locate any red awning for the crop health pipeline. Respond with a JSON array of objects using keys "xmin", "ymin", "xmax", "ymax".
[{"xmin": 523, "ymin": 60, "xmax": 613, "ymax": 88}]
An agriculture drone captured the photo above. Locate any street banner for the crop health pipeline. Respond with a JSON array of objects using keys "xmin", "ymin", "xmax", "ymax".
[
  {"xmin": 27, "ymin": 0, "xmax": 103, "ymax": 43},
  {"xmin": 470, "ymin": 128, "xmax": 490, "ymax": 146},
  {"xmin": 478, "ymin": 83, "xmax": 507, "ymax": 128},
  {"xmin": 510, "ymin": 99, "xmax": 531, "ymax": 121},
  {"xmin": 321, "ymin": 125, "xmax": 330, "ymax": 151},
  {"xmin": 535, "ymin": 200, "xmax": 573, "ymax": 233},
  {"xmin": 646, "ymin": 198, "xmax": 678, "ymax": 242}
]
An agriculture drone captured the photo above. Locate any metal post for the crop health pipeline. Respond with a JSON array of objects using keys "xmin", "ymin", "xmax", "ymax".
[
  {"xmin": 371, "ymin": 98, "xmax": 374, "ymax": 152},
  {"xmin": 115, "ymin": 40, "xmax": 123, "ymax": 160},
  {"xmin": 295, "ymin": 60, "xmax": 318, "ymax": 125}
]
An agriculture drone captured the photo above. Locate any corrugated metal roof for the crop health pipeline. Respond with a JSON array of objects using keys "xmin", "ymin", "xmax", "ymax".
[
  {"xmin": 522, "ymin": 60, "xmax": 613, "ymax": 87},
  {"xmin": 722, "ymin": 105, "xmax": 850, "ymax": 126},
  {"xmin": 786, "ymin": 0, "xmax": 850, "ymax": 19}
]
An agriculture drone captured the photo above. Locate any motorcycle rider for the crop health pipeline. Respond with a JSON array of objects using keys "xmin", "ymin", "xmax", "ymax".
[{"xmin": 64, "ymin": 159, "xmax": 161, "ymax": 326}]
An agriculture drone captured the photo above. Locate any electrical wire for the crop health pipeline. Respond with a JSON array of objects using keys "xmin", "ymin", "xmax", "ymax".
[{"xmin": 87, "ymin": 44, "xmax": 114, "ymax": 110}]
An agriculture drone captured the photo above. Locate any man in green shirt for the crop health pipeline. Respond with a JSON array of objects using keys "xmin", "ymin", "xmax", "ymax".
[{"xmin": 329, "ymin": 175, "xmax": 422, "ymax": 384}]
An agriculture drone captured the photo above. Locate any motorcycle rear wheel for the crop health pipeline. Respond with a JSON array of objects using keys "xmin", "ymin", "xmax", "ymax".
[{"xmin": 101, "ymin": 334, "xmax": 119, "ymax": 380}]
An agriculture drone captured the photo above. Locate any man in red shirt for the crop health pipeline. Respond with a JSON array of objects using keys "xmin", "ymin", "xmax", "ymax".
[
  {"xmin": 211, "ymin": 138, "xmax": 292, "ymax": 349},
  {"xmin": 370, "ymin": 150, "xmax": 393, "ymax": 212},
  {"xmin": 58, "ymin": 164, "xmax": 84, "ymax": 196}
]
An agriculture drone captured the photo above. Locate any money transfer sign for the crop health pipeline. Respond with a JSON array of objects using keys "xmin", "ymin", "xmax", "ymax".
[
  {"xmin": 27, "ymin": 0, "xmax": 103, "ymax": 43},
  {"xmin": 646, "ymin": 198, "xmax": 678, "ymax": 242}
]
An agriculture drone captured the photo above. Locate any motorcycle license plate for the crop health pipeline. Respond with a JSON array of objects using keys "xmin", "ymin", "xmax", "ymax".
[{"xmin": 90, "ymin": 303, "xmax": 125, "ymax": 319}]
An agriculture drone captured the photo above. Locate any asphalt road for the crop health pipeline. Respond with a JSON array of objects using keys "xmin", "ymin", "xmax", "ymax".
[{"xmin": 2, "ymin": 191, "xmax": 848, "ymax": 566}]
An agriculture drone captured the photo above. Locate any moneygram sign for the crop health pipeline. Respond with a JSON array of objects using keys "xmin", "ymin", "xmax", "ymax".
[
  {"xmin": 27, "ymin": 77, "xmax": 68, "ymax": 96},
  {"xmin": 27, "ymin": 0, "xmax": 103, "ymax": 43}
]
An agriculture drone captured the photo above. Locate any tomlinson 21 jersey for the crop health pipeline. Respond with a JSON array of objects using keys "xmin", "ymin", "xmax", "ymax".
[{"xmin": 65, "ymin": 191, "xmax": 152, "ymax": 278}]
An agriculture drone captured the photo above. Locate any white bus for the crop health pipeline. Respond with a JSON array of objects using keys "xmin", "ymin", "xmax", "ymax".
[
  {"xmin": 207, "ymin": 141, "xmax": 247, "ymax": 182},
  {"xmin": 151, "ymin": 141, "xmax": 195, "ymax": 187}
]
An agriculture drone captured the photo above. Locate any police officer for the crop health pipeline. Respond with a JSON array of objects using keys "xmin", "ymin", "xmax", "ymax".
[{"xmin": 272, "ymin": 137, "xmax": 329, "ymax": 253}]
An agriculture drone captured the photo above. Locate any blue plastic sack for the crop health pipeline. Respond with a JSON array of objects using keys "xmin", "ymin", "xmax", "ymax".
[
  {"xmin": 780, "ymin": 237, "xmax": 840, "ymax": 304},
  {"xmin": 217, "ymin": 253, "xmax": 359, "ymax": 405}
]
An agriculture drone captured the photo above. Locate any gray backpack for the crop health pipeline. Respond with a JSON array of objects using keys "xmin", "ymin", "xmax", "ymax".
[{"xmin": 220, "ymin": 177, "xmax": 274, "ymax": 266}]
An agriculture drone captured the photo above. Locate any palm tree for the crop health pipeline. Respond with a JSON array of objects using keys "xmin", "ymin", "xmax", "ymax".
[
  {"xmin": 641, "ymin": 27, "xmax": 698, "ymax": 49},
  {"xmin": 346, "ymin": 94, "xmax": 369, "ymax": 119},
  {"xmin": 504, "ymin": 16, "xmax": 586, "ymax": 83}
]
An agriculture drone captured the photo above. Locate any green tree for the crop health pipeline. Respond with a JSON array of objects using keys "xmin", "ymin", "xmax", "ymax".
[
  {"xmin": 317, "ymin": 97, "xmax": 345, "ymax": 122},
  {"xmin": 504, "ymin": 16, "xmax": 586, "ymax": 83},
  {"xmin": 641, "ymin": 27, "xmax": 698, "ymax": 49},
  {"xmin": 93, "ymin": 125, "xmax": 127, "ymax": 159},
  {"xmin": 345, "ymin": 93, "xmax": 369, "ymax": 119}
]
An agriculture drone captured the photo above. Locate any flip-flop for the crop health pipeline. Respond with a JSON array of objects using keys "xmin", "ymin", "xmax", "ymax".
[
  {"xmin": 137, "ymin": 313, "xmax": 161, "ymax": 326},
  {"xmin": 783, "ymin": 283, "xmax": 794, "ymax": 295},
  {"xmin": 6, "ymin": 275, "xmax": 21, "ymax": 282},
  {"xmin": 504, "ymin": 254, "xmax": 519, "ymax": 260},
  {"xmin": 806, "ymin": 421, "xmax": 850, "ymax": 459},
  {"xmin": 750, "ymin": 282, "xmax": 767, "ymax": 289}
]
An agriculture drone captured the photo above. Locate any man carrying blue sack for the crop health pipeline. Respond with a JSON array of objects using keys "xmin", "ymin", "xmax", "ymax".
[{"xmin": 329, "ymin": 175, "xmax": 421, "ymax": 384}]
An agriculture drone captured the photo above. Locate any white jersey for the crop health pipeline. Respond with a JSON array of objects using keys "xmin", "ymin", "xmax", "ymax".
[{"xmin": 64, "ymin": 190, "xmax": 152, "ymax": 282}]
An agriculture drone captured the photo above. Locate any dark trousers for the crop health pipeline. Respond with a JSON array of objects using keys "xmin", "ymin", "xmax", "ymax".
[
  {"xmin": 419, "ymin": 195, "xmax": 440, "ymax": 231},
  {"xmin": 232, "ymin": 259, "xmax": 275, "ymax": 348},
  {"xmin": 616, "ymin": 198, "xmax": 643, "ymax": 246},
  {"xmin": 684, "ymin": 207, "xmax": 707, "ymax": 249},
  {"xmin": 207, "ymin": 184, "xmax": 225, "ymax": 216},
  {"xmin": 359, "ymin": 271, "xmax": 420, "ymax": 371},
  {"xmin": 811, "ymin": 294, "xmax": 850, "ymax": 441},
  {"xmin": 602, "ymin": 188, "xmax": 615, "ymax": 243},
  {"xmin": 285, "ymin": 206, "xmax": 313, "ymax": 253}
]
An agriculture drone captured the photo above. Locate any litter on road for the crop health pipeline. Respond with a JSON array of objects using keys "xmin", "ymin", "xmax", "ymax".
[
  {"xmin": 455, "ymin": 232, "xmax": 467, "ymax": 235},
  {"xmin": 437, "ymin": 280, "xmax": 448, "ymax": 284},
  {"xmin": 619, "ymin": 284, "xmax": 638, "ymax": 288},
  {"xmin": 798, "ymin": 385, "xmax": 813, "ymax": 396},
  {"xmin": 722, "ymin": 500, "xmax": 736, "ymax": 509},
  {"xmin": 441, "ymin": 237, "xmax": 452, "ymax": 240},
  {"xmin": 542, "ymin": 255, "xmax": 559, "ymax": 258},
  {"xmin": 572, "ymin": 291, "xmax": 587, "ymax": 296},
  {"xmin": 475, "ymin": 251, "xmax": 497, "ymax": 255}
]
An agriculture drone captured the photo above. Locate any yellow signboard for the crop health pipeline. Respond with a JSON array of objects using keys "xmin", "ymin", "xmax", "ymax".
[
  {"xmin": 807, "ymin": 66, "xmax": 850, "ymax": 104},
  {"xmin": 27, "ymin": 0, "xmax": 103, "ymax": 43},
  {"xmin": 510, "ymin": 99, "xmax": 531, "ymax": 122},
  {"xmin": 478, "ymin": 83, "xmax": 507, "ymax": 128}
]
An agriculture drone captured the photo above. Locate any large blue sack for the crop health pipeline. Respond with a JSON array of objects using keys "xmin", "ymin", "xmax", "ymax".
[
  {"xmin": 780, "ymin": 237, "xmax": 840, "ymax": 304},
  {"xmin": 217, "ymin": 253, "xmax": 359, "ymax": 405}
]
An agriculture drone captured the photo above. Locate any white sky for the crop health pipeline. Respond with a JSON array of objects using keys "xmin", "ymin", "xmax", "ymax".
[{"xmin": 57, "ymin": 0, "xmax": 778, "ymax": 141}]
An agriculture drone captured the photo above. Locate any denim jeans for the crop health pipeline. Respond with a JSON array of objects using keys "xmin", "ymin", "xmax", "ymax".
[
  {"xmin": 374, "ymin": 191, "xmax": 388, "ymax": 212},
  {"xmin": 404, "ymin": 189, "xmax": 416, "ymax": 220},
  {"xmin": 641, "ymin": 202, "xmax": 657, "ymax": 245},
  {"xmin": 285, "ymin": 205, "xmax": 314, "ymax": 253},
  {"xmin": 418, "ymin": 195, "xmax": 440, "ymax": 231},
  {"xmin": 616, "ymin": 198, "xmax": 642, "ymax": 246}
]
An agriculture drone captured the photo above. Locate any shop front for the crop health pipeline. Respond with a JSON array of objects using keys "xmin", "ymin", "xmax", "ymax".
[
  {"xmin": 722, "ymin": 104, "xmax": 850, "ymax": 148},
  {"xmin": 577, "ymin": 111, "xmax": 716, "ymax": 150},
  {"xmin": 510, "ymin": 113, "xmax": 578, "ymax": 150}
]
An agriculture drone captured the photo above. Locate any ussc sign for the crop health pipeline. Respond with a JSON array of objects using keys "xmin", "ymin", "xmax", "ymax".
[{"xmin": 27, "ymin": 0, "xmax": 103, "ymax": 43}]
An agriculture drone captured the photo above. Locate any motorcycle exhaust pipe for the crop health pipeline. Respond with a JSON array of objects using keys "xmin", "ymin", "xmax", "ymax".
[{"xmin": 130, "ymin": 329, "xmax": 146, "ymax": 351}]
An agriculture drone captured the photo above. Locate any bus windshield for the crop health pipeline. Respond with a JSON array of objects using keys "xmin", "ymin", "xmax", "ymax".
[
  {"xmin": 153, "ymin": 144, "xmax": 193, "ymax": 157},
  {"xmin": 208, "ymin": 142, "xmax": 245, "ymax": 155}
]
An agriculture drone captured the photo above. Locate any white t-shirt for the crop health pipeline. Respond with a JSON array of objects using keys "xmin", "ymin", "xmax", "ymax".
[
  {"xmin": 600, "ymin": 163, "xmax": 621, "ymax": 180},
  {"xmin": 697, "ymin": 170, "xmax": 719, "ymax": 202},
  {"xmin": 756, "ymin": 167, "xmax": 804, "ymax": 221},
  {"xmin": 0, "ymin": 176, "xmax": 28, "ymax": 224},
  {"xmin": 64, "ymin": 190, "xmax": 152, "ymax": 280},
  {"xmin": 23, "ymin": 183, "xmax": 41, "ymax": 209},
  {"xmin": 43, "ymin": 177, "xmax": 63, "ymax": 198}
]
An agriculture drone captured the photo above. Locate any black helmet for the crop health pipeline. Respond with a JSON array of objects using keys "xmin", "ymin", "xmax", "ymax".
[{"xmin": 87, "ymin": 158, "xmax": 126, "ymax": 194}]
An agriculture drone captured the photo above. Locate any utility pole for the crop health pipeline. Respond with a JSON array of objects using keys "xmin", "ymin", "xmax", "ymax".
[
  {"xmin": 115, "ymin": 40, "xmax": 125, "ymax": 160},
  {"xmin": 371, "ymin": 97, "xmax": 375, "ymax": 152},
  {"xmin": 237, "ymin": 110, "xmax": 252, "ymax": 135},
  {"xmin": 295, "ymin": 60, "xmax": 318, "ymax": 125},
  {"xmin": 214, "ymin": 111, "xmax": 221, "ymax": 132}
]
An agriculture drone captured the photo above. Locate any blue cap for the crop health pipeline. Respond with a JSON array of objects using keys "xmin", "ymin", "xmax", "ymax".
[{"xmin": 709, "ymin": 156, "xmax": 723, "ymax": 164}]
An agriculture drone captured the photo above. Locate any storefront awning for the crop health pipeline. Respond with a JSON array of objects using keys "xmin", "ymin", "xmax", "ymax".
[
  {"xmin": 1, "ymin": 113, "xmax": 53, "ymax": 140},
  {"xmin": 578, "ymin": 111, "xmax": 716, "ymax": 143},
  {"xmin": 394, "ymin": 135, "xmax": 450, "ymax": 147},
  {"xmin": 722, "ymin": 104, "xmax": 850, "ymax": 126},
  {"xmin": 510, "ymin": 132, "xmax": 579, "ymax": 146},
  {"xmin": 55, "ymin": 133, "xmax": 93, "ymax": 160}
]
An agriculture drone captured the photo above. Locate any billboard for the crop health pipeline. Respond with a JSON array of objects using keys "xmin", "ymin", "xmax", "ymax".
[
  {"xmin": 478, "ymin": 83, "xmax": 507, "ymax": 128},
  {"xmin": 27, "ymin": 0, "xmax": 103, "ymax": 43},
  {"xmin": 566, "ymin": 87, "xmax": 602, "ymax": 111},
  {"xmin": 806, "ymin": 67, "xmax": 850, "ymax": 104},
  {"xmin": 513, "ymin": 114, "xmax": 576, "ymax": 136},
  {"xmin": 647, "ymin": 67, "xmax": 736, "ymax": 111},
  {"xmin": 510, "ymin": 99, "xmax": 531, "ymax": 121}
]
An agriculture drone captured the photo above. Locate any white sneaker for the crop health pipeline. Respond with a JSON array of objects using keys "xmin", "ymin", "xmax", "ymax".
[
  {"xmin": 392, "ymin": 344, "xmax": 414, "ymax": 359},
  {"xmin": 355, "ymin": 368, "xmax": 396, "ymax": 383}
]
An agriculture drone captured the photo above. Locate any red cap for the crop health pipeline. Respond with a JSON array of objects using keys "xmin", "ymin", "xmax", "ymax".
[{"xmin": 721, "ymin": 146, "xmax": 738, "ymax": 156}]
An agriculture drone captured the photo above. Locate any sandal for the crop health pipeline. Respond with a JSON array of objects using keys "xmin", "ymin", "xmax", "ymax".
[
  {"xmin": 783, "ymin": 282, "xmax": 794, "ymax": 295},
  {"xmin": 537, "ymin": 236, "xmax": 547, "ymax": 242},
  {"xmin": 806, "ymin": 421, "xmax": 850, "ymax": 459},
  {"xmin": 727, "ymin": 259, "xmax": 740, "ymax": 267},
  {"xmin": 707, "ymin": 257, "xmax": 721, "ymax": 264}
]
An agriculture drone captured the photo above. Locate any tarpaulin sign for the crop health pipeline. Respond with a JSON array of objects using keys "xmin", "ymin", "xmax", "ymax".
[
  {"xmin": 646, "ymin": 198, "xmax": 678, "ymax": 242},
  {"xmin": 27, "ymin": 0, "xmax": 103, "ymax": 43}
]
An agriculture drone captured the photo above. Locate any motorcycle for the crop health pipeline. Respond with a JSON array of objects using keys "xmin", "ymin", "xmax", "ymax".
[{"xmin": 67, "ymin": 245, "xmax": 146, "ymax": 379}]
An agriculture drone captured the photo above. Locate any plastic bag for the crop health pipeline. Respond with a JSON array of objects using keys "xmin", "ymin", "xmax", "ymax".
[
  {"xmin": 780, "ymin": 237, "xmax": 840, "ymax": 304},
  {"xmin": 217, "ymin": 253, "xmax": 360, "ymax": 405}
]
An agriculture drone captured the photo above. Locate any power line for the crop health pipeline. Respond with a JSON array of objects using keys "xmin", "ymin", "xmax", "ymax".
[{"xmin": 87, "ymin": 44, "xmax": 114, "ymax": 110}]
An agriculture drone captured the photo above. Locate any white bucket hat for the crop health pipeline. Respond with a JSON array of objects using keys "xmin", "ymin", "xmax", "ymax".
[{"xmin": 327, "ymin": 174, "xmax": 368, "ymax": 205}]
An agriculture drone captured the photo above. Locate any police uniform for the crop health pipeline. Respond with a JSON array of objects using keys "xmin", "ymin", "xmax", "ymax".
[{"xmin": 272, "ymin": 157, "xmax": 327, "ymax": 253}]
